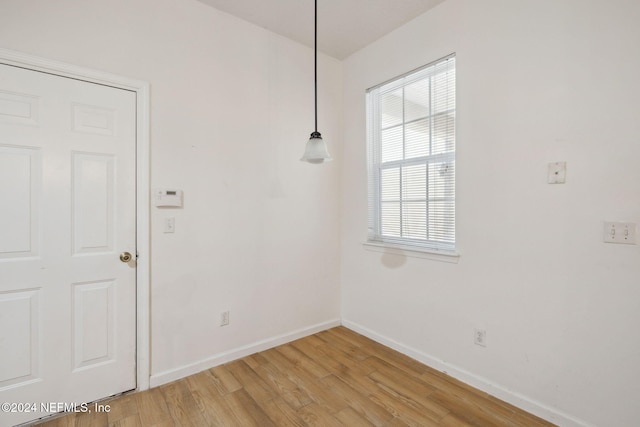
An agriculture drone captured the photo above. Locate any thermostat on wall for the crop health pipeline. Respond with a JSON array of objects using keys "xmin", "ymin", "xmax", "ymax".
[{"xmin": 154, "ymin": 189, "xmax": 183, "ymax": 207}]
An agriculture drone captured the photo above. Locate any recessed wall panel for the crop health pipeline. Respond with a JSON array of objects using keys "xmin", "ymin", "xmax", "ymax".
[
  {"xmin": 72, "ymin": 153, "xmax": 115, "ymax": 255},
  {"xmin": 0, "ymin": 91, "xmax": 39, "ymax": 125},
  {"xmin": 0, "ymin": 146, "xmax": 40, "ymax": 258},
  {"xmin": 72, "ymin": 104, "xmax": 115, "ymax": 136},
  {"xmin": 72, "ymin": 280, "xmax": 115, "ymax": 370},
  {"xmin": 0, "ymin": 289, "xmax": 40, "ymax": 389}
]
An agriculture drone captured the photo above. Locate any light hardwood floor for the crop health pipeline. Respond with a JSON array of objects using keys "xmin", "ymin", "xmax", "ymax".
[{"xmin": 31, "ymin": 327, "xmax": 555, "ymax": 427}]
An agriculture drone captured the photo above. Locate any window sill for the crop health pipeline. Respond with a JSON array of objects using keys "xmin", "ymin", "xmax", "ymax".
[{"xmin": 362, "ymin": 241, "xmax": 460, "ymax": 264}]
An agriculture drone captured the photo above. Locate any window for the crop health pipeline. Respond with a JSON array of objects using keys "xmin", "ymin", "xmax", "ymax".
[{"xmin": 366, "ymin": 54, "xmax": 456, "ymax": 253}]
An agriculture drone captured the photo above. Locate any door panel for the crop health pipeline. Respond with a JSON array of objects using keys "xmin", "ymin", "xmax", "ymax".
[
  {"xmin": 0, "ymin": 289, "xmax": 39, "ymax": 389},
  {"xmin": 72, "ymin": 280, "xmax": 115, "ymax": 370},
  {"xmin": 0, "ymin": 90, "xmax": 39, "ymax": 125},
  {"xmin": 0, "ymin": 63, "xmax": 136, "ymax": 426},
  {"xmin": 0, "ymin": 146, "xmax": 40, "ymax": 258},
  {"xmin": 72, "ymin": 153, "xmax": 115, "ymax": 254}
]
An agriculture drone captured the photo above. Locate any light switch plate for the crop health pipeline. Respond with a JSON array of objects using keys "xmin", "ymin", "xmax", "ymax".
[
  {"xmin": 548, "ymin": 162, "xmax": 566, "ymax": 184},
  {"xmin": 164, "ymin": 217, "xmax": 175, "ymax": 233},
  {"xmin": 604, "ymin": 222, "xmax": 637, "ymax": 244}
]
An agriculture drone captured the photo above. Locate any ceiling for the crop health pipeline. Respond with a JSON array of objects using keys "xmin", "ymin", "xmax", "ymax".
[{"xmin": 196, "ymin": 0, "xmax": 446, "ymax": 59}]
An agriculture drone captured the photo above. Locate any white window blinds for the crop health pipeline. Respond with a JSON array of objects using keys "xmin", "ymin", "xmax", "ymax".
[{"xmin": 367, "ymin": 55, "xmax": 456, "ymax": 252}]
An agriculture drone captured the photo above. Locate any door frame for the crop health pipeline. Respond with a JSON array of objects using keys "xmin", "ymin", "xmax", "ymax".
[{"xmin": 0, "ymin": 48, "xmax": 151, "ymax": 392}]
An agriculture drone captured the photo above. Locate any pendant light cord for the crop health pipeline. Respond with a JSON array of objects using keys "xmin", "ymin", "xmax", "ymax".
[{"xmin": 314, "ymin": 0, "xmax": 318, "ymax": 133}]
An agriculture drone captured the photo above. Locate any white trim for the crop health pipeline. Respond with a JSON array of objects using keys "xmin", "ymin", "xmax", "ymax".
[
  {"xmin": 0, "ymin": 48, "xmax": 151, "ymax": 392},
  {"xmin": 363, "ymin": 241, "xmax": 460, "ymax": 263},
  {"xmin": 342, "ymin": 319, "xmax": 594, "ymax": 427},
  {"xmin": 149, "ymin": 319, "xmax": 342, "ymax": 388}
]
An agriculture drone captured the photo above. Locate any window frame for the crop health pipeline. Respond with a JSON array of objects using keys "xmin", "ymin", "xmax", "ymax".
[{"xmin": 366, "ymin": 54, "xmax": 457, "ymax": 257}]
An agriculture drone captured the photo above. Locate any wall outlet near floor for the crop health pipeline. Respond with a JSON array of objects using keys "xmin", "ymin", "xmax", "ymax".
[
  {"xmin": 474, "ymin": 328, "xmax": 487, "ymax": 347},
  {"xmin": 220, "ymin": 311, "xmax": 230, "ymax": 326},
  {"xmin": 547, "ymin": 161, "xmax": 566, "ymax": 184}
]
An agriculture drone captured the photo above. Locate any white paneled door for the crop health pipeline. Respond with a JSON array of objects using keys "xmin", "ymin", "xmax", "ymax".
[{"xmin": 0, "ymin": 64, "xmax": 136, "ymax": 426}]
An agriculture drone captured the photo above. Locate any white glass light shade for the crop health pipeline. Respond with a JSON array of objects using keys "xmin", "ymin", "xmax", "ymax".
[{"xmin": 300, "ymin": 133, "xmax": 332, "ymax": 164}]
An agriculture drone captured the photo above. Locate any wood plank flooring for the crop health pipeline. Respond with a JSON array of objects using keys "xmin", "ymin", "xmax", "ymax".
[{"xmin": 30, "ymin": 327, "xmax": 555, "ymax": 427}]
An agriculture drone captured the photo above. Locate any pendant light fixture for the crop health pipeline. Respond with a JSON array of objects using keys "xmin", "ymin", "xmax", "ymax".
[{"xmin": 300, "ymin": 0, "xmax": 332, "ymax": 164}]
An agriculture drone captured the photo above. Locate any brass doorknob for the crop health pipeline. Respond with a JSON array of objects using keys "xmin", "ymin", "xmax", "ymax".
[{"xmin": 120, "ymin": 252, "xmax": 133, "ymax": 263}]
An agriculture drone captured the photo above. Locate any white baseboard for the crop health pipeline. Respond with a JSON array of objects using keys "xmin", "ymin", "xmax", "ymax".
[
  {"xmin": 342, "ymin": 319, "xmax": 593, "ymax": 427},
  {"xmin": 149, "ymin": 318, "xmax": 341, "ymax": 388}
]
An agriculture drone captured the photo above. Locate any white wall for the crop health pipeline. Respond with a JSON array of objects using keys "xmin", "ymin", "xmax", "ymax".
[
  {"xmin": 0, "ymin": 0, "xmax": 342, "ymax": 382},
  {"xmin": 3, "ymin": 0, "xmax": 640, "ymax": 425},
  {"xmin": 342, "ymin": 1, "xmax": 640, "ymax": 426}
]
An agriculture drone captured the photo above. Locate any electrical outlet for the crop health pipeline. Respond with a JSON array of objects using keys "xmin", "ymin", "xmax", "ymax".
[
  {"xmin": 220, "ymin": 311, "xmax": 230, "ymax": 327},
  {"xmin": 547, "ymin": 161, "xmax": 566, "ymax": 184},
  {"xmin": 474, "ymin": 328, "xmax": 487, "ymax": 347}
]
